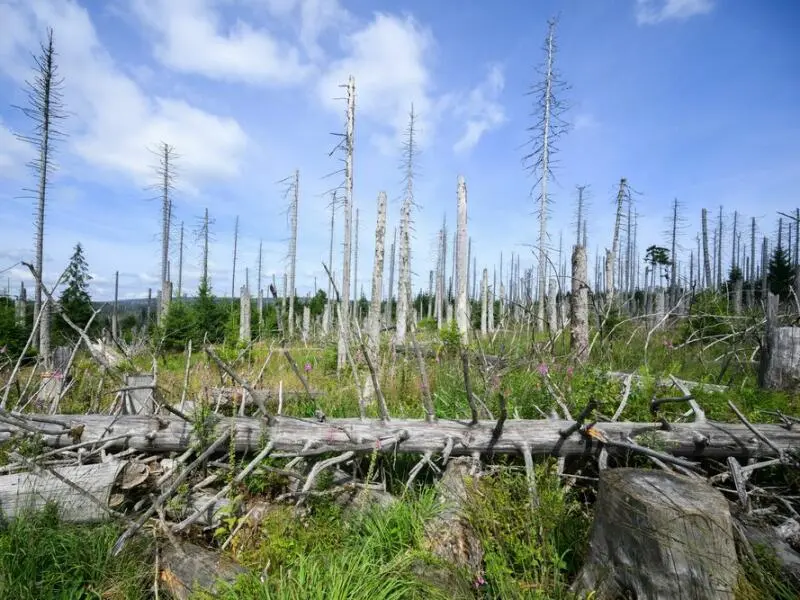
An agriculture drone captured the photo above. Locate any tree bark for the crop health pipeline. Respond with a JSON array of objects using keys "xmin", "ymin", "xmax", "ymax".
[
  {"xmin": 572, "ymin": 468, "xmax": 738, "ymax": 599},
  {"xmin": 570, "ymin": 246, "xmax": 589, "ymax": 361},
  {"xmin": 456, "ymin": 176, "xmax": 469, "ymax": 345}
]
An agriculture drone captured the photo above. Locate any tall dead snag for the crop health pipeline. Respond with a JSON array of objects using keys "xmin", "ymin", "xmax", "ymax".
[
  {"xmin": 546, "ymin": 277, "xmax": 558, "ymax": 336},
  {"xmin": 16, "ymin": 28, "xmax": 66, "ymax": 357},
  {"xmin": 230, "ymin": 215, "xmax": 239, "ymax": 300},
  {"xmin": 570, "ymin": 245, "xmax": 589, "ymax": 361},
  {"xmin": 606, "ymin": 178, "xmax": 627, "ymax": 304},
  {"xmin": 111, "ymin": 272, "xmax": 119, "ymax": 340},
  {"xmin": 325, "ymin": 192, "xmax": 336, "ymax": 335},
  {"xmin": 395, "ymin": 105, "xmax": 418, "ymax": 345},
  {"xmin": 15, "ymin": 283, "xmax": 27, "ymax": 327},
  {"xmin": 480, "ymin": 268, "xmax": 488, "ymax": 336},
  {"xmin": 573, "ymin": 469, "xmax": 738, "ymax": 599},
  {"xmin": 155, "ymin": 142, "xmax": 176, "ymax": 325},
  {"xmin": 702, "ymin": 208, "xmax": 712, "ymax": 289},
  {"xmin": 337, "ymin": 75, "xmax": 355, "ymax": 372},
  {"xmin": 282, "ymin": 170, "xmax": 300, "ymax": 338},
  {"xmin": 239, "ymin": 285, "xmax": 251, "ymax": 344},
  {"xmin": 455, "ymin": 175, "xmax": 469, "ymax": 345},
  {"xmin": 524, "ymin": 17, "xmax": 568, "ymax": 332},
  {"xmin": 177, "ymin": 222, "xmax": 185, "ymax": 299},
  {"xmin": 367, "ymin": 192, "xmax": 387, "ymax": 371}
]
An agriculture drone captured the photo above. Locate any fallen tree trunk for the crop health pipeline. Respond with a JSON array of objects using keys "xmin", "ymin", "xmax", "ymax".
[
  {"xmin": 606, "ymin": 371, "xmax": 728, "ymax": 393},
  {"xmin": 1, "ymin": 413, "xmax": 796, "ymax": 460}
]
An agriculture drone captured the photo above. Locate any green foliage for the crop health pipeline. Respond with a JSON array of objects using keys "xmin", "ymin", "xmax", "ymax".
[
  {"xmin": 0, "ymin": 297, "xmax": 29, "ymax": 358},
  {"xmin": 768, "ymin": 245, "xmax": 794, "ymax": 300},
  {"xmin": 307, "ymin": 289, "xmax": 327, "ymax": 317},
  {"xmin": 193, "ymin": 279, "xmax": 225, "ymax": 343},
  {"xmin": 203, "ymin": 494, "xmax": 456, "ymax": 600},
  {"xmin": 161, "ymin": 299, "xmax": 194, "ymax": 351},
  {"xmin": 465, "ymin": 464, "xmax": 589, "ymax": 599},
  {"xmin": 55, "ymin": 243, "xmax": 95, "ymax": 344},
  {"xmin": 0, "ymin": 504, "xmax": 150, "ymax": 599},
  {"xmin": 438, "ymin": 320, "xmax": 462, "ymax": 355},
  {"xmin": 417, "ymin": 317, "xmax": 437, "ymax": 331},
  {"xmin": 682, "ymin": 290, "xmax": 731, "ymax": 340}
]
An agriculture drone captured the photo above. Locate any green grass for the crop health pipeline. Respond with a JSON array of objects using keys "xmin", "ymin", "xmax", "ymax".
[{"xmin": 0, "ymin": 503, "xmax": 151, "ymax": 600}]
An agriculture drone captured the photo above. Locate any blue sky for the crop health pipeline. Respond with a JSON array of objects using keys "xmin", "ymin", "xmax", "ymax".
[{"xmin": 1, "ymin": 0, "xmax": 798, "ymax": 301}]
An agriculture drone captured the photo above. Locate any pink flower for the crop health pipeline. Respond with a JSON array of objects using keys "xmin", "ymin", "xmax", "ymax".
[
  {"xmin": 566, "ymin": 366, "xmax": 574, "ymax": 377},
  {"xmin": 304, "ymin": 362, "xmax": 312, "ymax": 373},
  {"xmin": 537, "ymin": 363, "xmax": 549, "ymax": 376},
  {"xmin": 474, "ymin": 575, "xmax": 486, "ymax": 588}
]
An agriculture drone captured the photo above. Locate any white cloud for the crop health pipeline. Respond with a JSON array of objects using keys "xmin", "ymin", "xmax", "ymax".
[
  {"xmin": 573, "ymin": 113, "xmax": 600, "ymax": 131},
  {"xmin": 635, "ymin": 0, "xmax": 714, "ymax": 25},
  {"xmin": 317, "ymin": 13, "xmax": 437, "ymax": 151},
  {"xmin": 257, "ymin": 0, "xmax": 351, "ymax": 61},
  {"xmin": 132, "ymin": 0, "xmax": 314, "ymax": 85},
  {"xmin": 452, "ymin": 64, "xmax": 506, "ymax": 154},
  {"xmin": 0, "ymin": 0, "xmax": 249, "ymax": 187}
]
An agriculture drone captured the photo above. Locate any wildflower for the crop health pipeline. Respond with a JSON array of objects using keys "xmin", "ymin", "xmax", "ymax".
[
  {"xmin": 474, "ymin": 575, "xmax": 486, "ymax": 588},
  {"xmin": 304, "ymin": 362, "xmax": 312, "ymax": 373},
  {"xmin": 537, "ymin": 362, "xmax": 549, "ymax": 376},
  {"xmin": 566, "ymin": 366, "xmax": 574, "ymax": 377}
]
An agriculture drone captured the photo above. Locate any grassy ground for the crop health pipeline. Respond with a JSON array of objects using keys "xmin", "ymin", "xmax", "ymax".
[{"xmin": 1, "ymin": 313, "xmax": 798, "ymax": 598}]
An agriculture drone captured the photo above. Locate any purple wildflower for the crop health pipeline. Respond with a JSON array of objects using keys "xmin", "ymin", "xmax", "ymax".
[
  {"xmin": 304, "ymin": 362, "xmax": 312, "ymax": 373},
  {"xmin": 537, "ymin": 363, "xmax": 549, "ymax": 376}
]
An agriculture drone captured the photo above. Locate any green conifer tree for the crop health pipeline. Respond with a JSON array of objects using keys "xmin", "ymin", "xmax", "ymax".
[{"xmin": 56, "ymin": 243, "xmax": 94, "ymax": 343}]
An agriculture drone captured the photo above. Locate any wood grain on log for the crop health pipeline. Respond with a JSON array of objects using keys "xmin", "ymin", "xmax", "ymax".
[{"xmin": 1, "ymin": 414, "xmax": 796, "ymax": 460}]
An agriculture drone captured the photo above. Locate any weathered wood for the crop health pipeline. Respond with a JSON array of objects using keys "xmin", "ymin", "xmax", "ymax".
[
  {"xmin": 760, "ymin": 325, "xmax": 800, "ymax": 390},
  {"xmin": 0, "ymin": 461, "xmax": 125, "ymax": 523},
  {"xmin": 160, "ymin": 540, "xmax": 245, "ymax": 600},
  {"xmin": 573, "ymin": 468, "xmax": 738, "ymax": 599},
  {"xmin": 2, "ymin": 413, "xmax": 797, "ymax": 460},
  {"xmin": 743, "ymin": 524, "xmax": 800, "ymax": 590},
  {"xmin": 123, "ymin": 374, "xmax": 157, "ymax": 415}
]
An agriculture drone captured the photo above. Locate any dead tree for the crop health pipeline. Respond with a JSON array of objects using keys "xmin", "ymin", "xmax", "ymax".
[
  {"xmin": 337, "ymin": 76, "xmax": 355, "ymax": 372},
  {"xmin": 230, "ymin": 215, "xmax": 239, "ymax": 300},
  {"xmin": 570, "ymin": 245, "xmax": 589, "ymax": 361},
  {"xmin": 367, "ymin": 192, "xmax": 387, "ymax": 369},
  {"xmin": 281, "ymin": 170, "xmax": 300, "ymax": 338},
  {"xmin": 396, "ymin": 105, "xmax": 418, "ymax": 345},
  {"xmin": 456, "ymin": 176, "xmax": 469, "ymax": 344},
  {"xmin": 154, "ymin": 142, "xmax": 177, "ymax": 325},
  {"xmin": 16, "ymin": 28, "xmax": 66, "ymax": 358},
  {"xmin": 524, "ymin": 17, "xmax": 568, "ymax": 334},
  {"xmin": 702, "ymin": 208, "xmax": 712, "ymax": 289}
]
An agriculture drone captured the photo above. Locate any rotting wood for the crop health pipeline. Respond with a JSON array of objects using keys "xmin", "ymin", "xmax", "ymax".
[
  {"xmin": 2, "ymin": 413, "xmax": 797, "ymax": 460},
  {"xmin": 160, "ymin": 539, "xmax": 245, "ymax": 600}
]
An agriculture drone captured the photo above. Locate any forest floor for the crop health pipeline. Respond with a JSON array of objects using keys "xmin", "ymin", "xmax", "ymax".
[{"xmin": 1, "ymin": 316, "xmax": 799, "ymax": 599}]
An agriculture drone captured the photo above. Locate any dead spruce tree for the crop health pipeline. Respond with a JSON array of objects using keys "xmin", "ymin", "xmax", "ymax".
[
  {"xmin": 150, "ymin": 142, "xmax": 177, "ymax": 324},
  {"xmin": 16, "ymin": 27, "xmax": 66, "ymax": 359},
  {"xmin": 524, "ymin": 17, "xmax": 568, "ymax": 331},
  {"xmin": 280, "ymin": 170, "xmax": 300, "ymax": 337},
  {"xmin": 365, "ymin": 192, "xmax": 387, "ymax": 399},
  {"xmin": 396, "ymin": 105, "xmax": 418, "ymax": 345},
  {"xmin": 456, "ymin": 176, "xmax": 470, "ymax": 344},
  {"xmin": 702, "ymin": 208, "xmax": 712, "ymax": 289},
  {"xmin": 326, "ymin": 192, "xmax": 337, "ymax": 334},
  {"xmin": 337, "ymin": 76, "xmax": 356, "ymax": 371},
  {"xmin": 231, "ymin": 215, "xmax": 239, "ymax": 300},
  {"xmin": 606, "ymin": 178, "xmax": 628, "ymax": 303},
  {"xmin": 177, "ymin": 221, "xmax": 185, "ymax": 299}
]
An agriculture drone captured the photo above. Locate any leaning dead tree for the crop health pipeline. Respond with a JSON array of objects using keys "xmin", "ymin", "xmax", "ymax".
[
  {"xmin": 16, "ymin": 27, "xmax": 66, "ymax": 360},
  {"xmin": 524, "ymin": 17, "xmax": 568, "ymax": 331}
]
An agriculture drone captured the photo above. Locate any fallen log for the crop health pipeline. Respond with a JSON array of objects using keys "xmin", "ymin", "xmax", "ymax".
[
  {"xmin": 607, "ymin": 371, "xmax": 727, "ymax": 393},
  {"xmin": 572, "ymin": 468, "xmax": 739, "ymax": 599},
  {"xmin": 160, "ymin": 540, "xmax": 245, "ymax": 600},
  {"xmin": 0, "ymin": 413, "xmax": 797, "ymax": 460}
]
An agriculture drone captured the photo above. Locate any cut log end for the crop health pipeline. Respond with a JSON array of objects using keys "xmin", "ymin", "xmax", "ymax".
[{"xmin": 573, "ymin": 467, "xmax": 739, "ymax": 600}]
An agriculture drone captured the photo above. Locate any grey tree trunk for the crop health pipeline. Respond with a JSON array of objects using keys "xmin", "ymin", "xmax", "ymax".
[
  {"xmin": 302, "ymin": 305, "xmax": 310, "ymax": 344},
  {"xmin": 353, "ymin": 207, "xmax": 359, "ymax": 319},
  {"xmin": 158, "ymin": 143, "xmax": 174, "ymax": 325},
  {"xmin": 455, "ymin": 176, "xmax": 469, "ymax": 344},
  {"xmin": 231, "ymin": 216, "xmax": 239, "ymax": 300},
  {"xmin": 238, "ymin": 285, "xmax": 251, "ymax": 344},
  {"xmin": 111, "ymin": 273, "xmax": 119, "ymax": 340},
  {"xmin": 177, "ymin": 221, "xmax": 184, "ymax": 299},
  {"xmin": 326, "ymin": 192, "xmax": 336, "ymax": 333},
  {"xmin": 702, "ymin": 208, "xmax": 712, "ymax": 288},
  {"xmin": 201, "ymin": 208, "xmax": 210, "ymax": 285},
  {"xmin": 338, "ymin": 76, "xmax": 355, "ymax": 371},
  {"xmin": 570, "ymin": 245, "xmax": 589, "ymax": 361},
  {"xmin": 15, "ymin": 283, "xmax": 27, "ymax": 327},
  {"xmin": 384, "ymin": 227, "xmax": 396, "ymax": 329},
  {"xmin": 480, "ymin": 268, "xmax": 488, "ymax": 336},
  {"xmin": 367, "ymin": 192, "xmax": 387, "ymax": 366},
  {"xmin": 288, "ymin": 170, "xmax": 299, "ymax": 338}
]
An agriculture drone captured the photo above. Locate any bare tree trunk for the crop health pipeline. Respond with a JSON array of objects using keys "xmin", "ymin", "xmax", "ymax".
[
  {"xmin": 288, "ymin": 170, "xmax": 299, "ymax": 338},
  {"xmin": 480, "ymin": 268, "xmax": 488, "ymax": 336},
  {"xmin": 571, "ymin": 245, "xmax": 589, "ymax": 361},
  {"xmin": 326, "ymin": 192, "xmax": 336, "ymax": 333},
  {"xmin": 384, "ymin": 227, "xmax": 396, "ymax": 329},
  {"xmin": 231, "ymin": 216, "xmax": 239, "ymax": 300},
  {"xmin": 702, "ymin": 208, "xmax": 712, "ymax": 289},
  {"xmin": 239, "ymin": 285, "xmax": 251, "ymax": 343},
  {"xmin": 111, "ymin": 272, "xmax": 119, "ymax": 340},
  {"xmin": 395, "ymin": 106, "xmax": 417, "ymax": 345},
  {"xmin": 21, "ymin": 30, "xmax": 64, "ymax": 358},
  {"xmin": 177, "ymin": 221, "xmax": 184, "ymax": 299},
  {"xmin": 201, "ymin": 209, "xmax": 210, "ymax": 285},
  {"xmin": 353, "ymin": 207, "xmax": 359, "ymax": 321},
  {"xmin": 367, "ymin": 192, "xmax": 387, "ymax": 366},
  {"xmin": 456, "ymin": 176, "xmax": 469, "ymax": 344},
  {"xmin": 256, "ymin": 240, "xmax": 263, "ymax": 334},
  {"xmin": 338, "ymin": 76, "xmax": 355, "ymax": 372},
  {"xmin": 158, "ymin": 143, "xmax": 174, "ymax": 325},
  {"xmin": 608, "ymin": 178, "xmax": 627, "ymax": 304},
  {"xmin": 717, "ymin": 205, "xmax": 724, "ymax": 289}
]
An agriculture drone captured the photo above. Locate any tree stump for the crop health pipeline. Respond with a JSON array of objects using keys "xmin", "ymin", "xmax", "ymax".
[
  {"xmin": 572, "ymin": 468, "xmax": 738, "ymax": 600},
  {"xmin": 760, "ymin": 327, "xmax": 800, "ymax": 390},
  {"xmin": 160, "ymin": 540, "xmax": 244, "ymax": 600}
]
